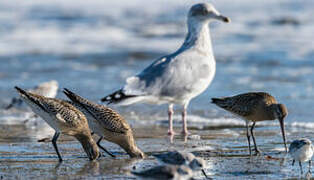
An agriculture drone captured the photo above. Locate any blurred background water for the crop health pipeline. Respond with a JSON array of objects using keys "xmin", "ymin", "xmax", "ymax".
[
  {"xmin": 1, "ymin": 0, "xmax": 313, "ymax": 127},
  {"xmin": 0, "ymin": 0, "xmax": 313, "ymax": 178}
]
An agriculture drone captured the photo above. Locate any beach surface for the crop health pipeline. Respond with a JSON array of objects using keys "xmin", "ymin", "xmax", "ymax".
[{"xmin": 0, "ymin": 0, "xmax": 313, "ymax": 179}]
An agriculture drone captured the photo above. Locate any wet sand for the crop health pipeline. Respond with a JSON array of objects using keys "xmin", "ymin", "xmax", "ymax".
[{"xmin": 0, "ymin": 123, "xmax": 311, "ymax": 179}]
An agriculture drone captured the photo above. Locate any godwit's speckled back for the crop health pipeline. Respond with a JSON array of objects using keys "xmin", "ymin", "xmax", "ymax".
[
  {"xmin": 63, "ymin": 88, "xmax": 145, "ymax": 158},
  {"xmin": 15, "ymin": 86, "xmax": 99, "ymax": 161},
  {"xmin": 211, "ymin": 92, "xmax": 277, "ymax": 120}
]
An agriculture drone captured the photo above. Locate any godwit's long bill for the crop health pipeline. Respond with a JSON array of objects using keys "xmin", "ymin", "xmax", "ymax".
[
  {"xmin": 101, "ymin": 3, "xmax": 230, "ymax": 136},
  {"xmin": 211, "ymin": 92, "xmax": 288, "ymax": 155},
  {"xmin": 15, "ymin": 86, "xmax": 99, "ymax": 161}
]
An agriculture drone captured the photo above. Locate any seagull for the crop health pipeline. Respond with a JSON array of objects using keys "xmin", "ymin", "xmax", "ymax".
[
  {"xmin": 211, "ymin": 92, "xmax": 288, "ymax": 155},
  {"xmin": 289, "ymin": 138, "xmax": 313, "ymax": 175},
  {"xmin": 6, "ymin": 80, "xmax": 58, "ymax": 110},
  {"xmin": 101, "ymin": 3, "xmax": 230, "ymax": 135}
]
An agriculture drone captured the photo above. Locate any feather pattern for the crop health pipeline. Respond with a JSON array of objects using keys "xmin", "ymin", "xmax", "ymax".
[{"xmin": 64, "ymin": 88, "xmax": 130, "ymax": 134}]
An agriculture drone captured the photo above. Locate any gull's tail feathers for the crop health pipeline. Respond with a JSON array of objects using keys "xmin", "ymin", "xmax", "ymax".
[{"xmin": 100, "ymin": 89, "xmax": 144, "ymax": 106}]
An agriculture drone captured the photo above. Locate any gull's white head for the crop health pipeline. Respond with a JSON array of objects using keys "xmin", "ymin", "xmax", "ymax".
[{"xmin": 188, "ymin": 3, "xmax": 230, "ymax": 23}]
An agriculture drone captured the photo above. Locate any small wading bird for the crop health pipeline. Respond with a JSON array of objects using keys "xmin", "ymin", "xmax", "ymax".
[
  {"xmin": 15, "ymin": 86, "xmax": 99, "ymax": 161},
  {"xmin": 6, "ymin": 80, "xmax": 58, "ymax": 110},
  {"xmin": 131, "ymin": 165, "xmax": 193, "ymax": 180},
  {"xmin": 63, "ymin": 88, "xmax": 145, "ymax": 158},
  {"xmin": 153, "ymin": 151, "xmax": 209, "ymax": 178},
  {"xmin": 211, "ymin": 92, "xmax": 288, "ymax": 155},
  {"xmin": 101, "ymin": 3, "xmax": 230, "ymax": 135},
  {"xmin": 289, "ymin": 138, "xmax": 313, "ymax": 175}
]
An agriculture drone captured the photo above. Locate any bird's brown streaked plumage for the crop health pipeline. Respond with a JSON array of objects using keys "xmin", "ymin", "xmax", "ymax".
[
  {"xmin": 15, "ymin": 86, "xmax": 99, "ymax": 161},
  {"xmin": 63, "ymin": 88, "xmax": 145, "ymax": 158},
  {"xmin": 212, "ymin": 92, "xmax": 278, "ymax": 120},
  {"xmin": 211, "ymin": 92, "xmax": 288, "ymax": 155}
]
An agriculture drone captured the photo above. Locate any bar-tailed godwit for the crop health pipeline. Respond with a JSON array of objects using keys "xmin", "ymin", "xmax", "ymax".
[{"xmin": 211, "ymin": 92, "xmax": 288, "ymax": 155}]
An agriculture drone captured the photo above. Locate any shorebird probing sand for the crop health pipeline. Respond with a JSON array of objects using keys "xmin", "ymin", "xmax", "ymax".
[
  {"xmin": 63, "ymin": 88, "xmax": 145, "ymax": 158},
  {"xmin": 15, "ymin": 86, "xmax": 99, "ymax": 161},
  {"xmin": 211, "ymin": 92, "xmax": 288, "ymax": 155},
  {"xmin": 101, "ymin": 3, "xmax": 230, "ymax": 135},
  {"xmin": 289, "ymin": 138, "xmax": 313, "ymax": 174}
]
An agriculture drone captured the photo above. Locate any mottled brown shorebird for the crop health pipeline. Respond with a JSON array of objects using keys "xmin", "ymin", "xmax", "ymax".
[
  {"xmin": 211, "ymin": 92, "xmax": 288, "ymax": 155},
  {"xmin": 63, "ymin": 88, "xmax": 145, "ymax": 158},
  {"xmin": 15, "ymin": 86, "xmax": 99, "ymax": 162}
]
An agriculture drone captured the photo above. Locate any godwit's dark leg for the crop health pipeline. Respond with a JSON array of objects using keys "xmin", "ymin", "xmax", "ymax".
[
  {"xmin": 246, "ymin": 121, "xmax": 252, "ymax": 156},
  {"xmin": 250, "ymin": 122, "xmax": 261, "ymax": 154},
  {"xmin": 52, "ymin": 132, "xmax": 62, "ymax": 162},
  {"xmin": 96, "ymin": 136, "xmax": 115, "ymax": 157}
]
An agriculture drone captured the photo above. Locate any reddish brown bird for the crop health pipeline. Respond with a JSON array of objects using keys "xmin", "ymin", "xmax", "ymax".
[{"xmin": 211, "ymin": 92, "xmax": 288, "ymax": 155}]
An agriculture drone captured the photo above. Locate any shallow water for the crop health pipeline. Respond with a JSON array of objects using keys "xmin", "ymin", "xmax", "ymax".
[
  {"xmin": 0, "ymin": 0, "xmax": 314, "ymax": 179},
  {"xmin": 0, "ymin": 124, "xmax": 312, "ymax": 179}
]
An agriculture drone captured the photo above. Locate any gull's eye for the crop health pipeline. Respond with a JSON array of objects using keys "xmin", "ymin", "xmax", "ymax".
[{"xmin": 201, "ymin": 8, "xmax": 208, "ymax": 15}]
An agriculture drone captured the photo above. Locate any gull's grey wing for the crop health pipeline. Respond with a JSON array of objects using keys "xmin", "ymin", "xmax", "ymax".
[{"xmin": 124, "ymin": 50, "xmax": 213, "ymax": 97}]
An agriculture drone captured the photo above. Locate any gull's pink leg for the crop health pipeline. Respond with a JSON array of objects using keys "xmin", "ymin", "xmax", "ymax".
[
  {"xmin": 181, "ymin": 103, "xmax": 190, "ymax": 135},
  {"xmin": 167, "ymin": 104, "xmax": 175, "ymax": 135}
]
